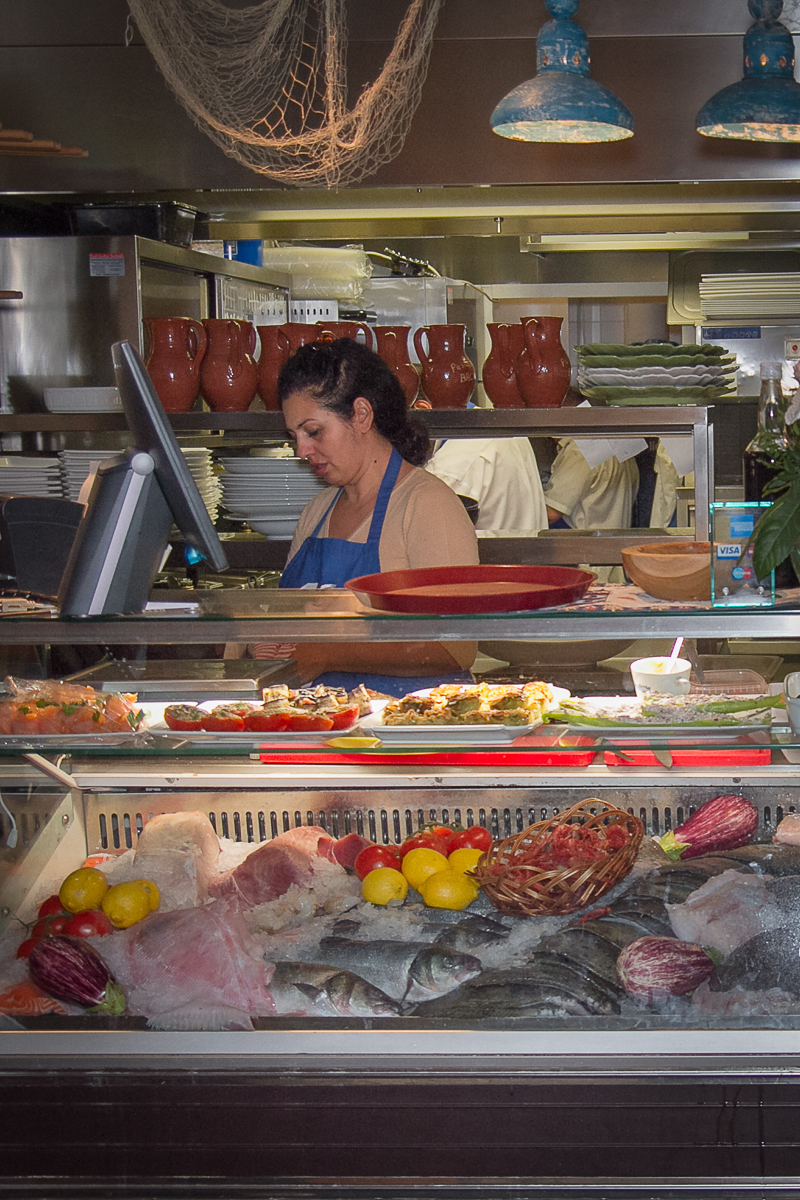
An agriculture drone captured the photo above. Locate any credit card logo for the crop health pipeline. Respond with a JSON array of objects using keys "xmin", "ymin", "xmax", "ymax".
[{"xmin": 716, "ymin": 543, "xmax": 742, "ymax": 559}]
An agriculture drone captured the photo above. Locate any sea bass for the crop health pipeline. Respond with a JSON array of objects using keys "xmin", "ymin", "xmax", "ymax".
[
  {"xmin": 269, "ymin": 961, "xmax": 403, "ymax": 1017},
  {"xmin": 317, "ymin": 936, "xmax": 481, "ymax": 1003}
]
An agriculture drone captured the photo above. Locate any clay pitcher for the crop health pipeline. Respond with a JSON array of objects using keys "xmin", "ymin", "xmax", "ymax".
[
  {"xmin": 143, "ymin": 317, "xmax": 207, "ymax": 414},
  {"xmin": 280, "ymin": 322, "xmax": 320, "ymax": 355},
  {"xmin": 482, "ymin": 322, "xmax": 525, "ymax": 408},
  {"xmin": 199, "ymin": 319, "xmax": 259, "ymax": 413},
  {"xmin": 315, "ymin": 320, "xmax": 375, "ymax": 350},
  {"xmin": 256, "ymin": 325, "xmax": 290, "ymax": 411},
  {"xmin": 516, "ymin": 316, "xmax": 571, "ymax": 408},
  {"xmin": 412, "ymin": 324, "xmax": 475, "ymax": 409},
  {"xmin": 374, "ymin": 325, "xmax": 419, "ymax": 404}
]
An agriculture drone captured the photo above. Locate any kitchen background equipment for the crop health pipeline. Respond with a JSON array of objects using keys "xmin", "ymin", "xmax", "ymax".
[{"xmin": 0, "ymin": 236, "xmax": 289, "ymax": 422}]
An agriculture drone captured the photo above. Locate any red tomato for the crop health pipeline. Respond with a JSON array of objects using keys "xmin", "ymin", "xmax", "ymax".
[
  {"xmin": 399, "ymin": 832, "xmax": 447, "ymax": 859},
  {"xmin": 37, "ymin": 894, "xmax": 64, "ymax": 918},
  {"xmin": 32, "ymin": 914, "xmax": 70, "ymax": 938},
  {"xmin": 200, "ymin": 705, "xmax": 246, "ymax": 733},
  {"xmin": 354, "ymin": 843, "xmax": 401, "ymax": 880},
  {"xmin": 243, "ymin": 709, "xmax": 290, "ymax": 732},
  {"xmin": 283, "ymin": 713, "xmax": 334, "ymax": 732},
  {"xmin": 63, "ymin": 909, "xmax": 114, "ymax": 938},
  {"xmin": 426, "ymin": 825, "xmax": 458, "ymax": 853},
  {"xmin": 16, "ymin": 937, "xmax": 40, "ymax": 959},
  {"xmin": 448, "ymin": 826, "xmax": 493, "ymax": 854},
  {"xmin": 164, "ymin": 704, "xmax": 204, "ymax": 731},
  {"xmin": 328, "ymin": 704, "xmax": 360, "ymax": 731}
]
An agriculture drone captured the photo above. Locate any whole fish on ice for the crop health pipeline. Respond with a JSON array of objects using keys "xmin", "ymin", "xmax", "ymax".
[
  {"xmin": 317, "ymin": 936, "xmax": 481, "ymax": 1003},
  {"xmin": 269, "ymin": 961, "xmax": 403, "ymax": 1017}
]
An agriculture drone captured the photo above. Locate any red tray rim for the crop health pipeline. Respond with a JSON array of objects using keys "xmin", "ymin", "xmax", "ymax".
[{"xmin": 345, "ymin": 564, "xmax": 595, "ymax": 615}]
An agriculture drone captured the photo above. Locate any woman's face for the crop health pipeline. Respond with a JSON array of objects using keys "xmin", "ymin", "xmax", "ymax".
[{"xmin": 282, "ymin": 389, "xmax": 368, "ymax": 487}]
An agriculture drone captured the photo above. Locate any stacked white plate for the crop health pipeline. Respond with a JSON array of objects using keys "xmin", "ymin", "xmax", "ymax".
[
  {"xmin": 217, "ymin": 454, "xmax": 328, "ymax": 538},
  {"xmin": 700, "ymin": 272, "xmax": 800, "ymax": 318},
  {"xmin": 0, "ymin": 456, "xmax": 62, "ymax": 498},
  {"xmin": 43, "ymin": 387, "xmax": 122, "ymax": 413},
  {"xmin": 181, "ymin": 447, "xmax": 221, "ymax": 522},
  {"xmin": 59, "ymin": 449, "xmax": 120, "ymax": 502}
]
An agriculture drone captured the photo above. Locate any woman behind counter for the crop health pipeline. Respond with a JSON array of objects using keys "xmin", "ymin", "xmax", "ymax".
[{"xmin": 276, "ymin": 338, "xmax": 479, "ymax": 695}]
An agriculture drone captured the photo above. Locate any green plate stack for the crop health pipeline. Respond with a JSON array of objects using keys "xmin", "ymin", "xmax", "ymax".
[{"xmin": 576, "ymin": 342, "xmax": 738, "ymax": 405}]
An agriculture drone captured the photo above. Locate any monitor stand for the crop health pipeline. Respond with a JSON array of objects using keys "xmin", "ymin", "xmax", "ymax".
[{"xmin": 58, "ymin": 451, "xmax": 174, "ymax": 617}]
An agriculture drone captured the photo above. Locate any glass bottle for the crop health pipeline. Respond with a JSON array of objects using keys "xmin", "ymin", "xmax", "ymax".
[{"xmin": 743, "ymin": 361, "xmax": 796, "ymax": 586}]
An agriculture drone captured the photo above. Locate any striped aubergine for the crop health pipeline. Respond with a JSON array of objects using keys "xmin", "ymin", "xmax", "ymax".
[
  {"xmin": 28, "ymin": 935, "xmax": 126, "ymax": 1014},
  {"xmin": 671, "ymin": 793, "xmax": 759, "ymax": 859},
  {"xmin": 617, "ymin": 935, "xmax": 714, "ymax": 999}
]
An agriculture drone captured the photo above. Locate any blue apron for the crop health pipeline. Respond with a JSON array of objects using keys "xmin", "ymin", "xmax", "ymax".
[{"xmin": 279, "ymin": 447, "xmax": 472, "ymax": 697}]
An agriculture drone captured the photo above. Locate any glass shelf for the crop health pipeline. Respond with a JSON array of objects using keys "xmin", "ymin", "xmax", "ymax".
[{"xmin": 3, "ymin": 586, "xmax": 800, "ymax": 642}]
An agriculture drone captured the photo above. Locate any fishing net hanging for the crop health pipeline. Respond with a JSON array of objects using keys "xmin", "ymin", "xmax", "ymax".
[{"xmin": 127, "ymin": 0, "xmax": 443, "ymax": 188}]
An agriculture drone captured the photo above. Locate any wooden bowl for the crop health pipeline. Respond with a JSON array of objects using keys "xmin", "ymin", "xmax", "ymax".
[{"xmin": 621, "ymin": 541, "xmax": 711, "ymax": 601}]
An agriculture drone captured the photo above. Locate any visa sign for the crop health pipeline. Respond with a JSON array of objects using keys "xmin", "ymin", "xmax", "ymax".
[{"xmin": 716, "ymin": 543, "xmax": 743, "ymax": 559}]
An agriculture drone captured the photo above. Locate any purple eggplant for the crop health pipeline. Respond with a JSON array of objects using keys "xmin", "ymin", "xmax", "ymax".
[
  {"xmin": 28, "ymin": 935, "xmax": 125, "ymax": 1014},
  {"xmin": 659, "ymin": 793, "xmax": 759, "ymax": 860},
  {"xmin": 617, "ymin": 935, "xmax": 714, "ymax": 1000}
]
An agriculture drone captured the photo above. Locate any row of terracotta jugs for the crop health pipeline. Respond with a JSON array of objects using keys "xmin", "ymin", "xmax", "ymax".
[
  {"xmin": 143, "ymin": 317, "xmax": 420, "ymax": 413},
  {"xmin": 143, "ymin": 314, "xmax": 570, "ymax": 413}
]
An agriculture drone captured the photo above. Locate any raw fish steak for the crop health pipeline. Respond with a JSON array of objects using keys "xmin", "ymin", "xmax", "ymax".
[
  {"xmin": 667, "ymin": 869, "xmax": 785, "ymax": 956},
  {"xmin": 103, "ymin": 903, "xmax": 275, "ymax": 1018},
  {"xmin": 270, "ymin": 825, "xmax": 337, "ymax": 862},
  {"xmin": 209, "ymin": 842, "xmax": 314, "ymax": 907},
  {"xmin": 135, "ymin": 812, "xmax": 220, "ymax": 891}
]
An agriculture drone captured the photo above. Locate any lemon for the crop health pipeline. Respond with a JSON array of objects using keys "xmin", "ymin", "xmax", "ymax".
[
  {"xmin": 101, "ymin": 880, "xmax": 159, "ymax": 929},
  {"xmin": 401, "ymin": 847, "xmax": 449, "ymax": 891},
  {"xmin": 362, "ymin": 867, "xmax": 408, "ymax": 906},
  {"xmin": 448, "ymin": 847, "xmax": 484, "ymax": 875},
  {"xmin": 59, "ymin": 867, "xmax": 109, "ymax": 914},
  {"xmin": 324, "ymin": 736, "xmax": 381, "ymax": 749},
  {"xmin": 419, "ymin": 869, "xmax": 480, "ymax": 911}
]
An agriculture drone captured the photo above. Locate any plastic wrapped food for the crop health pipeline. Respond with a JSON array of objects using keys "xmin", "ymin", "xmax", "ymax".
[{"xmin": 0, "ymin": 677, "xmax": 145, "ymax": 736}]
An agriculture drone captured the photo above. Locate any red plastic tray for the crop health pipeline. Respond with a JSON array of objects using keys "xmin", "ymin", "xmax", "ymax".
[
  {"xmin": 604, "ymin": 734, "xmax": 771, "ymax": 767},
  {"xmin": 345, "ymin": 564, "xmax": 595, "ymax": 614},
  {"xmin": 257, "ymin": 732, "xmax": 597, "ymax": 767}
]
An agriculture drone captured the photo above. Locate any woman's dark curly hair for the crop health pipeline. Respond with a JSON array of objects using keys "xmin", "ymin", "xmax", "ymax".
[{"xmin": 277, "ymin": 337, "xmax": 429, "ymax": 467}]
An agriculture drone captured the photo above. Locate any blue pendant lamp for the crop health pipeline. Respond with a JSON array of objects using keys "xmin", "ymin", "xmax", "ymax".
[
  {"xmin": 697, "ymin": 0, "xmax": 800, "ymax": 141},
  {"xmin": 490, "ymin": 0, "xmax": 634, "ymax": 143}
]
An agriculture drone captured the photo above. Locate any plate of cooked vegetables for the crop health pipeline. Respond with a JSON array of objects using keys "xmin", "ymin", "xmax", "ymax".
[
  {"xmin": 543, "ymin": 692, "xmax": 785, "ymax": 739},
  {"xmin": 150, "ymin": 684, "xmax": 376, "ymax": 743},
  {"xmin": 359, "ymin": 682, "xmax": 570, "ymax": 745}
]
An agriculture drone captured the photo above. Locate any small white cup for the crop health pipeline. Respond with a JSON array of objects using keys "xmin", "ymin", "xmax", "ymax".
[{"xmin": 630, "ymin": 656, "xmax": 692, "ymax": 698}]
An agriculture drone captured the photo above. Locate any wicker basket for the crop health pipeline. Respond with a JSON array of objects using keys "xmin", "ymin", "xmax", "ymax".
[{"xmin": 472, "ymin": 798, "xmax": 644, "ymax": 918}]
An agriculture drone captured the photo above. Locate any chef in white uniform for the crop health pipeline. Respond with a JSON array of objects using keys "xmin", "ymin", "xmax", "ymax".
[
  {"xmin": 544, "ymin": 438, "xmax": 639, "ymax": 584},
  {"xmin": 426, "ymin": 437, "xmax": 548, "ymax": 533}
]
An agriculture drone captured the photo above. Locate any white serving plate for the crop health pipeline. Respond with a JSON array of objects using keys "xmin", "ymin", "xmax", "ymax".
[
  {"xmin": 358, "ymin": 686, "xmax": 570, "ymax": 745},
  {"xmin": 146, "ymin": 700, "xmax": 362, "ymax": 744},
  {"xmin": 551, "ymin": 695, "xmax": 775, "ymax": 740},
  {"xmin": 44, "ymin": 387, "xmax": 122, "ymax": 413},
  {"xmin": 246, "ymin": 519, "xmax": 298, "ymax": 536}
]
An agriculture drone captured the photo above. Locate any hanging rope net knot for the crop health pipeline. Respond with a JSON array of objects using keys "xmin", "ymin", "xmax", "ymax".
[{"xmin": 127, "ymin": 0, "xmax": 443, "ymax": 188}]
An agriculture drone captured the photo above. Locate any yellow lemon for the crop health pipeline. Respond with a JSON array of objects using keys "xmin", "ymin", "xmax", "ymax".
[
  {"xmin": 419, "ymin": 869, "xmax": 480, "ymax": 911},
  {"xmin": 101, "ymin": 880, "xmax": 158, "ymax": 929},
  {"xmin": 141, "ymin": 879, "xmax": 160, "ymax": 911},
  {"xmin": 361, "ymin": 867, "xmax": 408, "ymax": 906},
  {"xmin": 324, "ymin": 736, "xmax": 381, "ymax": 749},
  {"xmin": 448, "ymin": 847, "xmax": 484, "ymax": 875},
  {"xmin": 401, "ymin": 847, "xmax": 449, "ymax": 891},
  {"xmin": 59, "ymin": 867, "xmax": 109, "ymax": 914}
]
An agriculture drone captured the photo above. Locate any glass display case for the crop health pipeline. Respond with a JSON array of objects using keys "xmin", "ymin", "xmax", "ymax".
[{"xmin": 1, "ymin": 589, "xmax": 800, "ymax": 1197}]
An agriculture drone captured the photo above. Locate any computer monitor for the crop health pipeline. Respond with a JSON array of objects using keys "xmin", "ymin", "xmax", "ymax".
[{"xmin": 58, "ymin": 340, "xmax": 228, "ymax": 616}]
